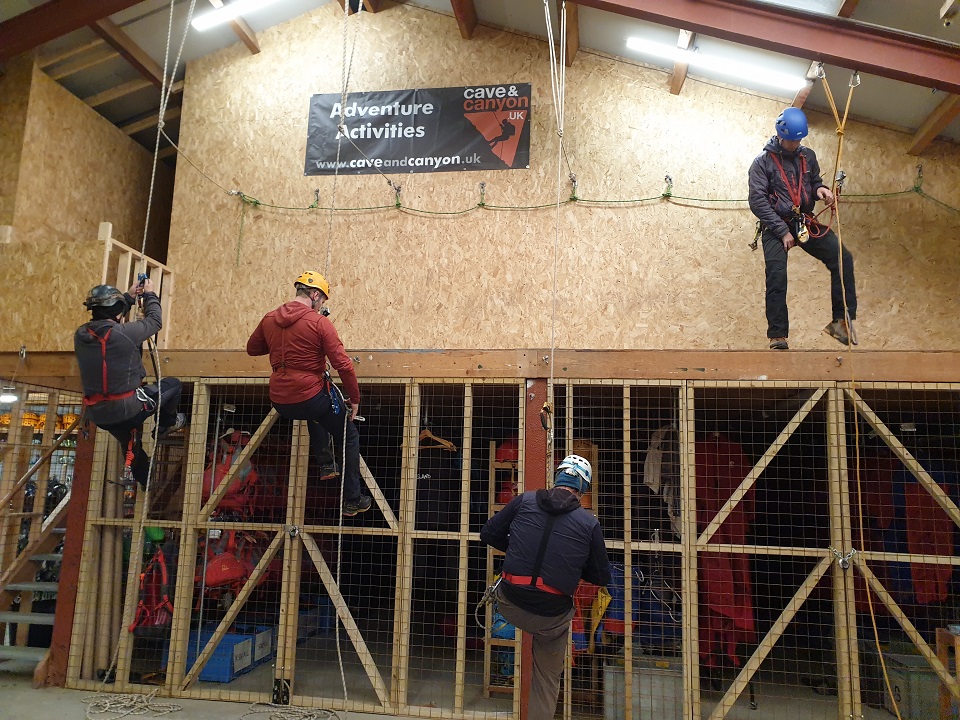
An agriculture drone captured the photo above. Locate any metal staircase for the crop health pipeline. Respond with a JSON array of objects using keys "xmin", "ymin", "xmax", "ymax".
[{"xmin": 0, "ymin": 387, "xmax": 80, "ymax": 674}]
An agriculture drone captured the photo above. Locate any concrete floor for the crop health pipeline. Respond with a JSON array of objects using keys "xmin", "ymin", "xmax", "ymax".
[{"xmin": 2, "ymin": 654, "xmax": 896, "ymax": 720}]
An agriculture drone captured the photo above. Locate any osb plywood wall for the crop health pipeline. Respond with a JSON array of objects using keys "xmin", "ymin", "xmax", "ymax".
[
  {"xmin": 166, "ymin": 2, "xmax": 960, "ymax": 352},
  {"xmin": 0, "ymin": 55, "xmax": 33, "ymax": 227},
  {"xmin": 0, "ymin": 65, "xmax": 174, "ymax": 352}
]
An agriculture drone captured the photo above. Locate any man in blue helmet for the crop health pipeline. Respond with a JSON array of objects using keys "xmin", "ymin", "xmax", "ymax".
[
  {"xmin": 480, "ymin": 454, "xmax": 610, "ymax": 720},
  {"xmin": 748, "ymin": 107, "xmax": 857, "ymax": 350}
]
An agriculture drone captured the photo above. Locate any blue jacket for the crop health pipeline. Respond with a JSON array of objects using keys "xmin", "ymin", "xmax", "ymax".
[{"xmin": 481, "ymin": 488, "xmax": 611, "ymax": 600}]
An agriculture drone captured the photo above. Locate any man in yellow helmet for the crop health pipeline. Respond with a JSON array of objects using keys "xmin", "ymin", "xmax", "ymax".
[{"xmin": 247, "ymin": 271, "xmax": 371, "ymax": 517}]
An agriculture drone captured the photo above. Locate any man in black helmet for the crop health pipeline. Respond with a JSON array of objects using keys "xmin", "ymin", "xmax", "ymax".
[
  {"xmin": 748, "ymin": 106, "xmax": 857, "ymax": 351},
  {"xmin": 74, "ymin": 279, "xmax": 185, "ymax": 488}
]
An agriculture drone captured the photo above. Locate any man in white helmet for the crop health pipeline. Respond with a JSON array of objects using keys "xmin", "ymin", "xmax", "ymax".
[
  {"xmin": 480, "ymin": 454, "xmax": 610, "ymax": 720},
  {"xmin": 247, "ymin": 271, "xmax": 371, "ymax": 517}
]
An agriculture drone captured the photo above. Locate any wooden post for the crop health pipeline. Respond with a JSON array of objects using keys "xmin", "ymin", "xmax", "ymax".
[
  {"xmin": 391, "ymin": 381, "xmax": 418, "ymax": 708},
  {"xmin": 622, "ymin": 385, "xmax": 635, "ymax": 717},
  {"xmin": 520, "ymin": 377, "xmax": 549, "ymax": 720},
  {"xmin": 165, "ymin": 383, "xmax": 209, "ymax": 691},
  {"xmin": 47, "ymin": 417, "xmax": 95, "ymax": 687},
  {"xmin": 679, "ymin": 382, "xmax": 702, "ymax": 720},
  {"xmin": 453, "ymin": 382, "xmax": 473, "ymax": 712},
  {"xmin": 272, "ymin": 421, "xmax": 308, "ymax": 704},
  {"xmin": 828, "ymin": 387, "xmax": 861, "ymax": 719},
  {"xmin": 73, "ymin": 428, "xmax": 110, "ymax": 683}
]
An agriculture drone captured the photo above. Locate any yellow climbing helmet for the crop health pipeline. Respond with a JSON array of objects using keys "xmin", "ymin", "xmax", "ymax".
[{"xmin": 294, "ymin": 271, "xmax": 329, "ymax": 297}]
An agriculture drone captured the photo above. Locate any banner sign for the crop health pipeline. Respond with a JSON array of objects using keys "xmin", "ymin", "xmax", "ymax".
[{"xmin": 304, "ymin": 83, "xmax": 531, "ymax": 176}]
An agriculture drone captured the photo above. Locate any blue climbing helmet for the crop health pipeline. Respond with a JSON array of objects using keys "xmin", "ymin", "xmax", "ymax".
[
  {"xmin": 775, "ymin": 107, "xmax": 808, "ymax": 140},
  {"xmin": 554, "ymin": 454, "xmax": 592, "ymax": 494}
]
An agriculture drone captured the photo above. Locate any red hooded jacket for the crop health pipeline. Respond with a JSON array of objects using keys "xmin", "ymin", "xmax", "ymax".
[{"xmin": 246, "ymin": 301, "xmax": 360, "ymax": 405}]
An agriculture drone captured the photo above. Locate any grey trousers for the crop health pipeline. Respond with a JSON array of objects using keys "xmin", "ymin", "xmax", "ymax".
[{"xmin": 496, "ymin": 586, "xmax": 575, "ymax": 720}]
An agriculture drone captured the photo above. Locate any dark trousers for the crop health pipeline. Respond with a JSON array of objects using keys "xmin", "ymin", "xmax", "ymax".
[
  {"xmin": 100, "ymin": 378, "xmax": 182, "ymax": 488},
  {"xmin": 495, "ymin": 585, "xmax": 575, "ymax": 720},
  {"xmin": 273, "ymin": 390, "xmax": 362, "ymax": 502},
  {"xmin": 762, "ymin": 226, "xmax": 856, "ymax": 339}
]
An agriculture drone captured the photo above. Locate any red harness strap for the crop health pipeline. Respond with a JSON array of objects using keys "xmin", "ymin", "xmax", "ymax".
[
  {"xmin": 768, "ymin": 151, "xmax": 835, "ymax": 239},
  {"xmin": 82, "ymin": 326, "xmax": 136, "ymax": 406},
  {"xmin": 768, "ymin": 151, "xmax": 808, "ymax": 214},
  {"xmin": 501, "ymin": 572, "xmax": 565, "ymax": 596}
]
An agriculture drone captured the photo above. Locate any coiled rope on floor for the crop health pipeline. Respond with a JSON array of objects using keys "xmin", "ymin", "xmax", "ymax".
[
  {"xmin": 83, "ymin": 690, "xmax": 183, "ymax": 719},
  {"xmin": 239, "ymin": 703, "xmax": 343, "ymax": 720}
]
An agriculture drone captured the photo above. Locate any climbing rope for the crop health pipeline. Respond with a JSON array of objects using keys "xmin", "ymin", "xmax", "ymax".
[
  {"xmin": 83, "ymin": 690, "xmax": 182, "ymax": 719},
  {"xmin": 239, "ymin": 703, "xmax": 343, "ymax": 720},
  {"xmin": 93, "ymin": 0, "xmax": 196, "ymax": 702},
  {"xmin": 541, "ymin": 0, "xmax": 571, "ymax": 458},
  {"xmin": 818, "ymin": 66, "xmax": 904, "ymax": 720}
]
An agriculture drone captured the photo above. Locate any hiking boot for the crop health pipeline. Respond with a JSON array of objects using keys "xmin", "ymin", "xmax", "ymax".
[
  {"xmin": 769, "ymin": 337, "xmax": 789, "ymax": 350},
  {"xmin": 342, "ymin": 494, "xmax": 372, "ymax": 517},
  {"xmin": 319, "ymin": 465, "xmax": 340, "ymax": 481},
  {"xmin": 156, "ymin": 413, "xmax": 187, "ymax": 439},
  {"xmin": 823, "ymin": 320, "xmax": 856, "ymax": 346}
]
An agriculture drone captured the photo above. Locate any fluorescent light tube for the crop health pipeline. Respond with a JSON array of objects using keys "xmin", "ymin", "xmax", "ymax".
[
  {"xmin": 192, "ymin": 0, "xmax": 286, "ymax": 31},
  {"xmin": 0, "ymin": 387, "xmax": 17, "ymax": 403},
  {"xmin": 626, "ymin": 37, "xmax": 807, "ymax": 93}
]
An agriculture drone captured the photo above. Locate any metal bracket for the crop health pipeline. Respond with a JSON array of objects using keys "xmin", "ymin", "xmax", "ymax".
[{"xmin": 829, "ymin": 546, "xmax": 857, "ymax": 570}]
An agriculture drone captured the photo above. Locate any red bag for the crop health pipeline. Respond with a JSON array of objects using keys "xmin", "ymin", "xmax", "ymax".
[
  {"xmin": 201, "ymin": 431, "xmax": 260, "ymax": 519},
  {"xmin": 129, "ymin": 542, "xmax": 177, "ymax": 638}
]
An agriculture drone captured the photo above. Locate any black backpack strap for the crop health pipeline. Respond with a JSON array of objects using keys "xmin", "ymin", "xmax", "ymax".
[{"xmin": 528, "ymin": 514, "xmax": 558, "ymax": 589}]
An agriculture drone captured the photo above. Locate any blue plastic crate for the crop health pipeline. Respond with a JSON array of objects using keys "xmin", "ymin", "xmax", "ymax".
[{"xmin": 164, "ymin": 627, "xmax": 255, "ymax": 683}]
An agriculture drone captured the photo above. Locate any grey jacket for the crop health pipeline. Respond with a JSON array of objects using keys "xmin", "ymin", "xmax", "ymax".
[
  {"xmin": 74, "ymin": 292, "xmax": 161, "ymax": 426},
  {"xmin": 748, "ymin": 136, "xmax": 827, "ymax": 240}
]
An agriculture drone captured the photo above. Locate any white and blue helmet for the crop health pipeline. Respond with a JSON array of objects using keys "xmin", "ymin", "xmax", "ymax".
[{"xmin": 554, "ymin": 454, "xmax": 592, "ymax": 494}]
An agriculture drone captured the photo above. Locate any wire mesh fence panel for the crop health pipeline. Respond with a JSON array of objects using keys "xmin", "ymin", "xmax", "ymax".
[
  {"xmin": 57, "ymin": 373, "xmax": 959, "ymax": 720},
  {"xmin": 845, "ymin": 384, "xmax": 960, "ymax": 720},
  {"xmin": 691, "ymin": 384, "xmax": 841, "ymax": 720}
]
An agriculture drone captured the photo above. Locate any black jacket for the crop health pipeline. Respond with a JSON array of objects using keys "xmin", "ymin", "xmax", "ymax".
[
  {"xmin": 481, "ymin": 488, "xmax": 611, "ymax": 614},
  {"xmin": 748, "ymin": 136, "xmax": 827, "ymax": 240},
  {"xmin": 74, "ymin": 292, "xmax": 161, "ymax": 426}
]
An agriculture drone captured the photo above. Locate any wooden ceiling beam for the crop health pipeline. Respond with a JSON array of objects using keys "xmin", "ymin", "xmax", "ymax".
[
  {"xmin": 83, "ymin": 78, "xmax": 152, "ymax": 108},
  {"xmin": 38, "ymin": 39, "xmax": 106, "ymax": 69},
  {"xmin": 572, "ymin": 0, "xmax": 960, "ymax": 94},
  {"xmin": 47, "ymin": 47, "xmax": 120, "ymax": 81},
  {"xmin": 838, "ymin": 0, "xmax": 860, "ymax": 18},
  {"xmin": 120, "ymin": 105, "xmax": 181, "ymax": 136},
  {"xmin": 560, "ymin": 1, "xmax": 580, "ymax": 67},
  {"xmin": 669, "ymin": 29, "xmax": 694, "ymax": 95},
  {"xmin": 91, "ymin": 18, "xmax": 165, "ymax": 87},
  {"xmin": 83, "ymin": 78, "xmax": 183, "ymax": 109},
  {"xmin": 0, "ymin": 0, "xmax": 147, "ymax": 63},
  {"xmin": 908, "ymin": 93, "xmax": 960, "ymax": 156},
  {"xmin": 450, "ymin": 0, "xmax": 478, "ymax": 40},
  {"xmin": 208, "ymin": 0, "xmax": 260, "ymax": 55}
]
